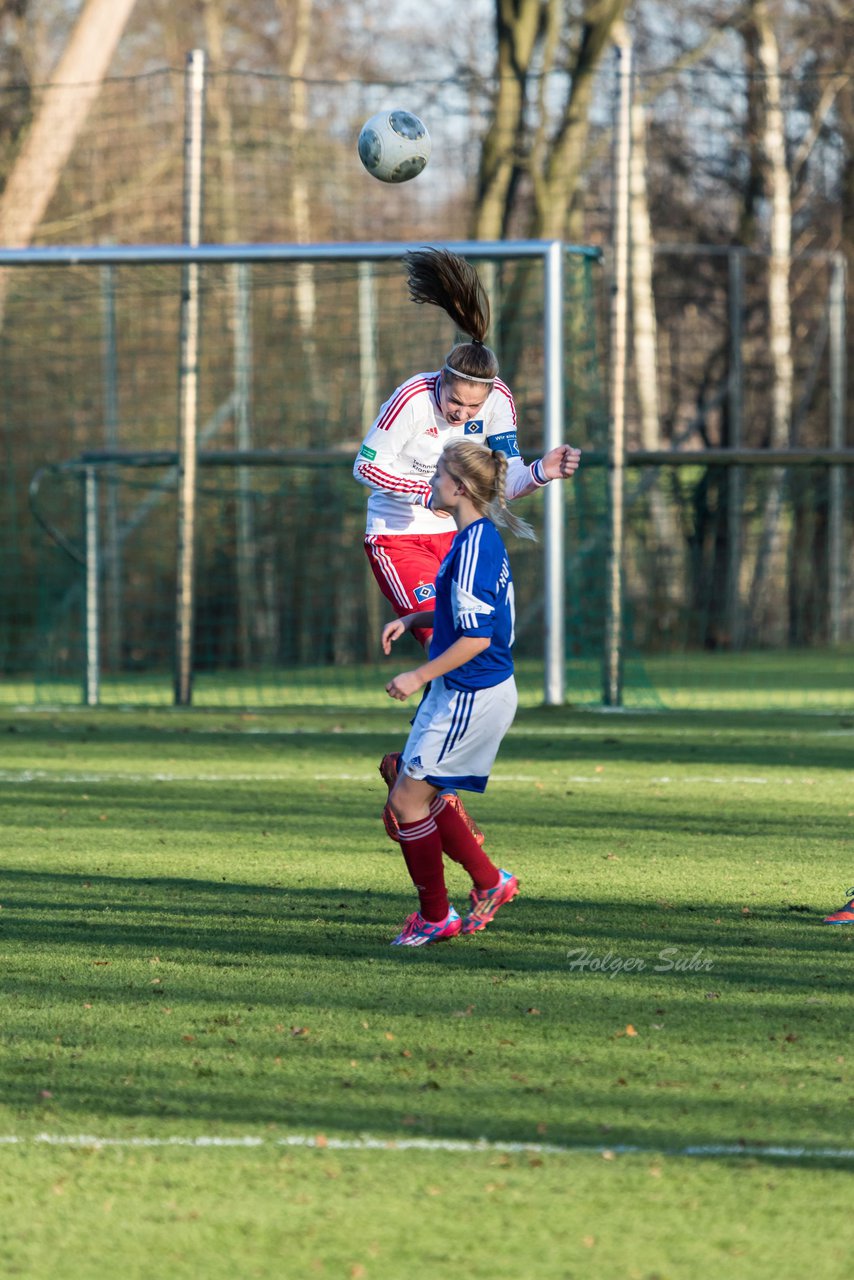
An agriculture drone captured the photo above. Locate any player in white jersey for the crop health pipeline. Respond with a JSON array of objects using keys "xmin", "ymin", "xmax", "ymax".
[
  {"xmin": 354, "ymin": 247, "xmax": 580, "ymax": 846},
  {"xmin": 354, "ymin": 247, "xmax": 580, "ymax": 649},
  {"xmin": 381, "ymin": 439, "xmax": 535, "ymax": 947}
]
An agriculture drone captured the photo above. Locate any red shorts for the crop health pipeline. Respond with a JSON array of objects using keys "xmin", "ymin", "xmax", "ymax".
[{"xmin": 365, "ymin": 531, "xmax": 456, "ymax": 649}]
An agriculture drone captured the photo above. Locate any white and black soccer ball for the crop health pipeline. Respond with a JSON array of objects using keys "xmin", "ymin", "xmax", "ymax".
[{"xmin": 357, "ymin": 109, "xmax": 431, "ymax": 184}]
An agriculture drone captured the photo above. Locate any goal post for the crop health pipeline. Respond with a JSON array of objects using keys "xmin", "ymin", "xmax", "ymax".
[{"xmin": 6, "ymin": 239, "xmax": 604, "ymax": 708}]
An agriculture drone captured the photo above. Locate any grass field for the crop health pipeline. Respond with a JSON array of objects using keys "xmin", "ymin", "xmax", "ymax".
[
  {"xmin": 6, "ymin": 646, "xmax": 854, "ymax": 711},
  {"xmin": 1, "ymin": 703, "xmax": 852, "ymax": 1278}
]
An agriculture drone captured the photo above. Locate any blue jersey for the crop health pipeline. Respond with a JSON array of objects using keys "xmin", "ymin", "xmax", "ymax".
[{"xmin": 429, "ymin": 518, "xmax": 515, "ymax": 691}]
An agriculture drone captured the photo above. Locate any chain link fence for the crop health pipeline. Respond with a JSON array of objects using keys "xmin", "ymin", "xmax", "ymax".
[{"xmin": 0, "ymin": 56, "xmax": 851, "ymax": 709}]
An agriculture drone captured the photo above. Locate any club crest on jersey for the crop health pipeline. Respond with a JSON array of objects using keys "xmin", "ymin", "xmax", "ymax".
[
  {"xmin": 464, "ymin": 420, "xmax": 484, "ymax": 435},
  {"xmin": 414, "ymin": 583, "xmax": 437, "ymax": 603},
  {"xmin": 487, "ymin": 430, "xmax": 520, "ymax": 458}
]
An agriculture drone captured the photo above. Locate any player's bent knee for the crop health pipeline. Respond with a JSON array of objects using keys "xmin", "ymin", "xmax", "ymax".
[
  {"xmin": 388, "ymin": 775, "xmax": 435, "ymax": 826},
  {"xmin": 386, "ymin": 789, "xmax": 410, "ymax": 823}
]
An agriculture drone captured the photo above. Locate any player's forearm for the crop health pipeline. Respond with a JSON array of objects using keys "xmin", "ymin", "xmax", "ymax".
[
  {"xmin": 415, "ymin": 635, "xmax": 490, "ymax": 683},
  {"xmin": 400, "ymin": 609, "xmax": 435, "ymax": 633},
  {"xmin": 504, "ymin": 448, "xmax": 581, "ymax": 500},
  {"xmin": 353, "ymin": 455, "xmax": 431, "ymax": 505},
  {"xmin": 504, "ymin": 455, "xmax": 549, "ymax": 501}
]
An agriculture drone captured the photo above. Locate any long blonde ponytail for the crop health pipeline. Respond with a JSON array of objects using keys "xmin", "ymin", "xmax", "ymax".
[
  {"xmin": 442, "ymin": 440, "xmax": 536, "ymax": 541},
  {"xmin": 489, "ymin": 450, "xmax": 537, "ymax": 540}
]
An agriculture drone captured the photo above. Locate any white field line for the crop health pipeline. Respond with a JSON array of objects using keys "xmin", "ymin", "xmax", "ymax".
[
  {"xmin": 0, "ymin": 769, "xmax": 786, "ymax": 785},
  {"xmin": 7, "ymin": 715, "xmax": 854, "ymax": 736},
  {"xmin": 0, "ymin": 1132, "xmax": 852, "ymax": 1162}
]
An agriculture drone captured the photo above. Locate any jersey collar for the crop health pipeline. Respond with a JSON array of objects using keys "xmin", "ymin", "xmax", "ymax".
[{"xmin": 432, "ymin": 370, "xmax": 443, "ymax": 410}]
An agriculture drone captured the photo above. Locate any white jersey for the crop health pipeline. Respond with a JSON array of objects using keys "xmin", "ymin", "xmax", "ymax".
[{"xmin": 353, "ymin": 370, "xmax": 549, "ymax": 535}]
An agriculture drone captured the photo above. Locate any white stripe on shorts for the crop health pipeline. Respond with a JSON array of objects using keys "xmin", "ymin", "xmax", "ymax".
[
  {"xmin": 366, "ymin": 537, "xmax": 411, "ymax": 610},
  {"xmin": 439, "ymin": 688, "xmax": 475, "ymax": 760},
  {"xmin": 401, "ymin": 674, "xmax": 517, "ymax": 794}
]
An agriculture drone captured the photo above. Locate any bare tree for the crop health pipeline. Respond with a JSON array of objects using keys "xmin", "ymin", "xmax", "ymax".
[
  {"xmin": 473, "ymin": 0, "xmax": 628, "ymax": 240},
  {"xmin": 279, "ymin": 0, "xmax": 316, "ymax": 331},
  {"xmin": 740, "ymin": 1, "xmax": 793, "ymax": 641},
  {"xmin": 536, "ymin": 0, "xmax": 628, "ymax": 240},
  {"xmin": 0, "ymin": 0, "xmax": 138, "ymax": 248},
  {"xmin": 0, "ymin": 0, "xmax": 32, "ymax": 161},
  {"xmin": 629, "ymin": 89, "xmax": 685, "ymax": 618},
  {"xmin": 473, "ymin": 0, "xmax": 543, "ymax": 239},
  {"xmin": 0, "ymin": 0, "xmax": 138, "ymax": 327},
  {"xmin": 839, "ymin": 74, "xmax": 854, "ymax": 422}
]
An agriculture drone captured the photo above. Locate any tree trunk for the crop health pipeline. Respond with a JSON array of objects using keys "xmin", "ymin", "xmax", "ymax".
[
  {"xmin": 836, "ymin": 77, "xmax": 854, "ymax": 445},
  {"xmin": 203, "ymin": 0, "xmax": 259, "ymax": 668},
  {"xmin": 279, "ymin": 0, "xmax": 315, "ymax": 323},
  {"xmin": 0, "ymin": 0, "xmax": 138, "ymax": 256},
  {"xmin": 472, "ymin": 0, "xmax": 544, "ymax": 240},
  {"xmin": 629, "ymin": 95, "xmax": 684, "ymax": 630},
  {"xmin": 743, "ymin": 2, "xmax": 793, "ymax": 644},
  {"xmin": 536, "ymin": 0, "xmax": 628, "ymax": 241},
  {"xmin": 203, "ymin": 0, "xmax": 238, "ymax": 244},
  {"xmin": 277, "ymin": 0, "xmax": 325, "ymax": 400}
]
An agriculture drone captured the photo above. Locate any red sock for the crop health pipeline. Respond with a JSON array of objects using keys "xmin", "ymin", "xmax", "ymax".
[
  {"xmin": 397, "ymin": 815, "xmax": 449, "ymax": 922},
  {"xmin": 430, "ymin": 796, "xmax": 500, "ymax": 892}
]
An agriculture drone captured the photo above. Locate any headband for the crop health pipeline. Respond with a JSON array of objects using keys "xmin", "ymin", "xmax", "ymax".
[{"xmin": 443, "ymin": 364, "xmax": 496, "ymax": 385}]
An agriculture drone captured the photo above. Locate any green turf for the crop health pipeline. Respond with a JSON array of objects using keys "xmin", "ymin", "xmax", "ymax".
[
  {"xmin": 5, "ymin": 645, "xmax": 854, "ymax": 710},
  {"xmin": 1, "ymin": 706, "xmax": 852, "ymax": 1277}
]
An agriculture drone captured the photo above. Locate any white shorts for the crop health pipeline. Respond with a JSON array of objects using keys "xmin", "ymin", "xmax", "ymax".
[{"xmin": 401, "ymin": 674, "xmax": 518, "ymax": 793}]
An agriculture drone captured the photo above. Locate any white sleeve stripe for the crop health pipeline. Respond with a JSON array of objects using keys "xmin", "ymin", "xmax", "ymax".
[
  {"xmin": 458, "ymin": 521, "xmax": 482, "ymax": 596},
  {"xmin": 457, "ymin": 524, "xmax": 471, "ymax": 594},
  {"xmin": 453, "ymin": 524, "xmax": 495, "ymax": 629}
]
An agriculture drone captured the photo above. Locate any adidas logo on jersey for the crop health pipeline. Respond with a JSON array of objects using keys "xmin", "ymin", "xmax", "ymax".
[{"xmin": 425, "ymin": 426, "xmax": 439, "ymax": 437}]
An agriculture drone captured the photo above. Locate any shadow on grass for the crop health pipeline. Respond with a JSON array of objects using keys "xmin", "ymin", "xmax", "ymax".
[
  {"xmin": 0, "ymin": 778, "xmax": 368, "ymax": 834},
  {"xmin": 5, "ymin": 1074, "xmax": 852, "ymax": 1170},
  {"xmin": 2, "ymin": 707, "xmax": 853, "ymax": 772},
  {"xmin": 1, "ymin": 773, "xmax": 849, "ymax": 849},
  {"xmin": 2, "ymin": 867, "xmax": 852, "ymax": 1161},
  {"xmin": 1, "ymin": 866, "xmax": 849, "ymax": 984}
]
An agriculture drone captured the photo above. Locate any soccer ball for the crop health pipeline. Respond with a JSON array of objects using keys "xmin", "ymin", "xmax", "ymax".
[{"xmin": 357, "ymin": 109, "xmax": 431, "ymax": 184}]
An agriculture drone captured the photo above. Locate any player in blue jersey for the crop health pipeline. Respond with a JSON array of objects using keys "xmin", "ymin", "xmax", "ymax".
[{"xmin": 381, "ymin": 439, "xmax": 535, "ymax": 947}]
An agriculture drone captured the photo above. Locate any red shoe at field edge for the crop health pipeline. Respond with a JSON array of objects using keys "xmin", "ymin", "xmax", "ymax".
[{"xmin": 823, "ymin": 890, "xmax": 854, "ymax": 924}]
